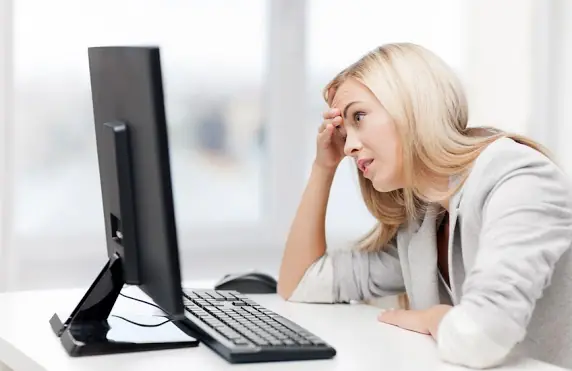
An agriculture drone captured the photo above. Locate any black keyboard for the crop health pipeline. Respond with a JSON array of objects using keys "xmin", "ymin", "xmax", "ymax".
[{"xmin": 180, "ymin": 289, "xmax": 336, "ymax": 363}]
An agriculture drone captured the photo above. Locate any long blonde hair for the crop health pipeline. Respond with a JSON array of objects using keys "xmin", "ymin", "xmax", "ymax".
[{"xmin": 324, "ymin": 42, "xmax": 550, "ymax": 252}]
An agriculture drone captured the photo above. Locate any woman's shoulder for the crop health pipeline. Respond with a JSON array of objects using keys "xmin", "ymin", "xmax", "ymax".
[
  {"xmin": 473, "ymin": 136, "xmax": 556, "ymax": 176},
  {"xmin": 459, "ymin": 136, "xmax": 572, "ymax": 211}
]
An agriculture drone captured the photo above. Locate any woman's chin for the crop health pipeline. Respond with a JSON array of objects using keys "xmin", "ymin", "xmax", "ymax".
[{"xmin": 371, "ymin": 178, "xmax": 399, "ymax": 193}]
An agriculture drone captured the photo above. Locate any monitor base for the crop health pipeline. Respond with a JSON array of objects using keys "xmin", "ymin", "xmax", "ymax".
[
  {"xmin": 50, "ymin": 253, "xmax": 199, "ymax": 357},
  {"xmin": 49, "ymin": 313, "xmax": 198, "ymax": 357}
]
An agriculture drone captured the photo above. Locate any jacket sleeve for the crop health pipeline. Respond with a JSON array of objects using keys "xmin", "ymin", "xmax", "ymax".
[
  {"xmin": 288, "ymin": 240, "xmax": 405, "ymax": 304},
  {"xmin": 437, "ymin": 148, "xmax": 572, "ymax": 368}
]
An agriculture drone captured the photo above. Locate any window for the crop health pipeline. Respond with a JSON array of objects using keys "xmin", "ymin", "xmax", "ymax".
[
  {"xmin": 3, "ymin": 0, "xmax": 465, "ymax": 287},
  {"xmin": 4, "ymin": 0, "xmax": 561, "ymax": 289},
  {"xmin": 306, "ymin": 0, "xmax": 463, "ymax": 246},
  {"xmin": 6, "ymin": 0, "xmax": 312, "ymax": 289},
  {"xmin": 12, "ymin": 0, "xmax": 269, "ymax": 260}
]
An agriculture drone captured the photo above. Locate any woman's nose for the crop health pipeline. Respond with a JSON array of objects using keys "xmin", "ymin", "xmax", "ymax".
[{"xmin": 344, "ymin": 134, "xmax": 362, "ymax": 156}]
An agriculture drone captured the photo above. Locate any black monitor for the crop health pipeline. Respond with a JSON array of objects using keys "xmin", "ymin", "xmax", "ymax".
[{"xmin": 49, "ymin": 46, "xmax": 199, "ymax": 356}]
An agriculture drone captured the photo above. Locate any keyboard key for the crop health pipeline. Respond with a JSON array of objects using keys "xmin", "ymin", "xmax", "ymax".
[
  {"xmin": 242, "ymin": 306, "xmax": 260, "ymax": 314},
  {"xmin": 220, "ymin": 328, "xmax": 241, "ymax": 339},
  {"xmin": 242, "ymin": 299, "xmax": 259, "ymax": 305},
  {"xmin": 233, "ymin": 338, "xmax": 250, "ymax": 346},
  {"xmin": 218, "ymin": 291, "xmax": 238, "ymax": 300},
  {"xmin": 193, "ymin": 311, "xmax": 210, "ymax": 318},
  {"xmin": 205, "ymin": 291, "xmax": 225, "ymax": 300},
  {"xmin": 198, "ymin": 292, "xmax": 215, "ymax": 299},
  {"xmin": 183, "ymin": 291, "xmax": 199, "ymax": 299},
  {"xmin": 252, "ymin": 338, "xmax": 269, "ymax": 346}
]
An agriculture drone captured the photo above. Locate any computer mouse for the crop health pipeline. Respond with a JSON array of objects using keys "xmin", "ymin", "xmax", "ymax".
[{"xmin": 214, "ymin": 272, "xmax": 277, "ymax": 294}]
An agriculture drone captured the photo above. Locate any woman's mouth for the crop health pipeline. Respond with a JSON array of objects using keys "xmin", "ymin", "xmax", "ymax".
[{"xmin": 357, "ymin": 158, "xmax": 374, "ymax": 174}]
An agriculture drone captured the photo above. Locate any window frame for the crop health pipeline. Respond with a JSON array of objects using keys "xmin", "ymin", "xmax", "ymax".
[
  {"xmin": 0, "ymin": 0, "xmax": 16, "ymax": 291},
  {"xmin": 527, "ymin": 0, "xmax": 561, "ymax": 151}
]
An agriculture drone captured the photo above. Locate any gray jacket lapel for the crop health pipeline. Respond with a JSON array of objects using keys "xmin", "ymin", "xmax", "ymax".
[
  {"xmin": 398, "ymin": 205, "xmax": 441, "ymax": 310},
  {"xmin": 447, "ymin": 186, "xmax": 465, "ymax": 303},
  {"xmin": 396, "ymin": 221, "xmax": 415, "ymax": 307}
]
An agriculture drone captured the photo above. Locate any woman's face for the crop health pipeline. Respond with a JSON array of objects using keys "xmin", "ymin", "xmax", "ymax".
[{"xmin": 330, "ymin": 78, "xmax": 404, "ymax": 192}]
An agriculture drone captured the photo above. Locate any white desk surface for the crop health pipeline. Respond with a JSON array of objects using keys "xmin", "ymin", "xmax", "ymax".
[{"xmin": 0, "ymin": 281, "xmax": 565, "ymax": 371}]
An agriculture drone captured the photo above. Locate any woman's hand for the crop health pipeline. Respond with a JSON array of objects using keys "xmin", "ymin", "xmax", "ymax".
[
  {"xmin": 377, "ymin": 305, "xmax": 453, "ymax": 339},
  {"xmin": 314, "ymin": 108, "xmax": 345, "ymax": 171}
]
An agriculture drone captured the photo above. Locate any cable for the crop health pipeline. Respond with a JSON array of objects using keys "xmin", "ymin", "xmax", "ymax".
[
  {"xmin": 115, "ymin": 291, "xmax": 174, "ymax": 327},
  {"xmin": 119, "ymin": 292, "xmax": 166, "ymax": 311},
  {"xmin": 111, "ymin": 314, "xmax": 173, "ymax": 328}
]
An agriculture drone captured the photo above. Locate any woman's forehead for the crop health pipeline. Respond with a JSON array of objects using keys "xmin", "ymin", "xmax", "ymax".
[{"xmin": 330, "ymin": 79, "xmax": 372, "ymax": 108}]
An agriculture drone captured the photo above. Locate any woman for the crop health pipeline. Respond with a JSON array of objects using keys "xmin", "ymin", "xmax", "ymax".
[{"xmin": 277, "ymin": 43, "xmax": 572, "ymax": 369}]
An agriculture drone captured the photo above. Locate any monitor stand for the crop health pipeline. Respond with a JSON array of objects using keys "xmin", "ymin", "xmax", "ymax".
[
  {"xmin": 49, "ymin": 122, "xmax": 199, "ymax": 356},
  {"xmin": 49, "ymin": 253, "xmax": 199, "ymax": 356}
]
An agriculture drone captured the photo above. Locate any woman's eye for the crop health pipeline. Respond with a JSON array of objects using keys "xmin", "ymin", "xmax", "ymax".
[{"xmin": 353, "ymin": 111, "xmax": 365, "ymax": 122}]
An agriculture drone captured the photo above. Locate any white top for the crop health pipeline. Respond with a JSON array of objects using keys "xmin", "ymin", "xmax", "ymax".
[{"xmin": 0, "ymin": 283, "xmax": 565, "ymax": 371}]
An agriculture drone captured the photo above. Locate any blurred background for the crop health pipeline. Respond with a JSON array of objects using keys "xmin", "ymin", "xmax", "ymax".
[{"xmin": 0, "ymin": 0, "xmax": 571, "ymax": 290}]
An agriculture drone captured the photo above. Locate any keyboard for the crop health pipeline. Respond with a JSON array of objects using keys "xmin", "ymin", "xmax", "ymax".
[{"xmin": 180, "ymin": 289, "xmax": 336, "ymax": 363}]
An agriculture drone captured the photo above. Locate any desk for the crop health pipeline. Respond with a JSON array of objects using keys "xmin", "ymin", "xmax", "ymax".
[{"xmin": 0, "ymin": 282, "xmax": 565, "ymax": 371}]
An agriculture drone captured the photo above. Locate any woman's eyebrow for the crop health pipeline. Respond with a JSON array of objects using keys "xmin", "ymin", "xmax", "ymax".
[{"xmin": 343, "ymin": 101, "xmax": 362, "ymax": 119}]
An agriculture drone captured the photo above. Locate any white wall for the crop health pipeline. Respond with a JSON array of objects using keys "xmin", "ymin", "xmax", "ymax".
[
  {"xmin": 462, "ymin": 0, "xmax": 572, "ymax": 176},
  {"xmin": 0, "ymin": 1, "xmax": 17, "ymax": 368},
  {"xmin": 462, "ymin": 0, "xmax": 535, "ymax": 135},
  {"xmin": 0, "ymin": 0, "xmax": 15, "ymax": 292},
  {"xmin": 554, "ymin": 0, "xmax": 572, "ymax": 171}
]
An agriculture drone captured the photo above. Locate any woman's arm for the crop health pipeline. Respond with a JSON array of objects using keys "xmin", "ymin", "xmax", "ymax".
[
  {"xmin": 278, "ymin": 163, "xmax": 405, "ymax": 303},
  {"xmin": 288, "ymin": 242, "xmax": 405, "ymax": 304},
  {"xmin": 278, "ymin": 107, "xmax": 405, "ymax": 303},
  {"xmin": 277, "ymin": 163, "xmax": 336, "ymax": 299}
]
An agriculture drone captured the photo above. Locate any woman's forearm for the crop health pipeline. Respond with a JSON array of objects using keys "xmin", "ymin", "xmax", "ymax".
[{"xmin": 277, "ymin": 163, "xmax": 337, "ymax": 299}]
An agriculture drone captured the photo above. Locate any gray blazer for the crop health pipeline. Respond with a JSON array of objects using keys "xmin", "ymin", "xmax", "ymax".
[{"xmin": 289, "ymin": 138, "xmax": 572, "ymax": 369}]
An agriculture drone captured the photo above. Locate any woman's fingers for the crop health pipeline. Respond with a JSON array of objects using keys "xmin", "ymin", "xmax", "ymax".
[
  {"xmin": 318, "ymin": 115, "xmax": 342, "ymax": 133},
  {"xmin": 331, "ymin": 116, "xmax": 342, "ymax": 128},
  {"xmin": 322, "ymin": 108, "xmax": 340, "ymax": 120},
  {"xmin": 318, "ymin": 111, "xmax": 343, "ymax": 151},
  {"xmin": 318, "ymin": 123, "xmax": 334, "ymax": 145}
]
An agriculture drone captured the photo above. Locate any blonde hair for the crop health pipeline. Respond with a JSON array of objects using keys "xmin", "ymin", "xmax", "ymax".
[{"xmin": 324, "ymin": 42, "xmax": 550, "ymax": 252}]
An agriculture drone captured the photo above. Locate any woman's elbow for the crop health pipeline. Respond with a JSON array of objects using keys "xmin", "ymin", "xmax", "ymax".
[
  {"xmin": 438, "ymin": 336, "xmax": 511, "ymax": 369},
  {"xmin": 437, "ymin": 307, "xmax": 514, "ymax": 369}
]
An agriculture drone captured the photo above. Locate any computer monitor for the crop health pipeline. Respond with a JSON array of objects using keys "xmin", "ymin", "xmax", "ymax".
[
  {"xmin": 50, "ymin": 45, "xmax": 337, "ymax": 364},
  {"xmin": 49, "ymin": 46, "xmax": 199, "ymax": 356}
]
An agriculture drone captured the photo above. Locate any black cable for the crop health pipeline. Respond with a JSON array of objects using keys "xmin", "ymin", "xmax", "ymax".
[
  {"xmin": 115, "ymin": 291, "xmax": 174, "ymax": 327},
  {"xmin": 119, "ymin": 292, "xmax": 165, "ymax": 311},
  {"xmin": 111, "ymin": 314, "xmax": 173, "ymax": 328}
]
